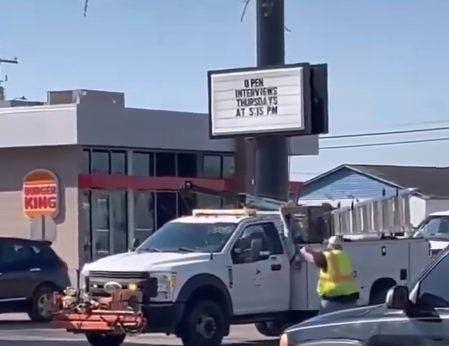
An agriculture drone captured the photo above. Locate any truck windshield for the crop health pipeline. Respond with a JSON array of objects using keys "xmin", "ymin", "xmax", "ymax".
[
  {"xmin": 137, "ymin": 222, "xmax": 237, "ymax": 253},
  {"xmin": 414, "ymin": 215, "xmax": 449, "ymax": 238}
]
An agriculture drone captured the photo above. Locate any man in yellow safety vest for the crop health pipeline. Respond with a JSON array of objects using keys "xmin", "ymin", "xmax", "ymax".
[{"xmin": 300, "ymin": 235, "xmax": 359, "ymax": 315}]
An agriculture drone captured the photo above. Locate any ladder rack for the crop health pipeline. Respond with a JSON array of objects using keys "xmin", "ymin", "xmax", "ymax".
[
  {"xmin": 239, "ymin": 194, "xmax": 323, "ymax": 241},
  {"xmin": 240, "ymin": 194, "xmax": 294, "ymax": 210},
  {"xmin": 330, "ymin": 190, "xmax": 414, "ymax": 237},
  {"xmin": 180, "ymin": 181, "xmax": 415, "ymax": 240}
]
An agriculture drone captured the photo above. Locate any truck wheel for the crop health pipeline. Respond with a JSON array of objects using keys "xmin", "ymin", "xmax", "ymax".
[
  {"xmin": 180, "ymin": 300, "xmax": 226, "ymax": 346},
  {"xmin": 85, "ymin": 333, "xmax": 126, "ymax": 346}
]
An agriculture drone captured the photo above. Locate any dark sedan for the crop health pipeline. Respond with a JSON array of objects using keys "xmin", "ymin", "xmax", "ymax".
[{"xmin": 282, "ymin": 246, "xmax": 449, "ymax": 346}]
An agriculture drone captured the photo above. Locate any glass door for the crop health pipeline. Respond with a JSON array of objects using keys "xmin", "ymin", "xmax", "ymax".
[
  {"xmin": 110, "ymin": 191, "xmax": 128, "ymax": 254},
  {"xmin": 91, "ymin": 191, "xmax": 111, "ymax": 260},
  {"xmin": 91, "ymin": 191, "xmax": 128, "ymax": 261},
  {"xmin": 134, "ymin": 191, "xmax": 155, "ymax": 246},
  {"xmin": 81, "ymin": 190, "xmax": 92, "ymax": 264}
]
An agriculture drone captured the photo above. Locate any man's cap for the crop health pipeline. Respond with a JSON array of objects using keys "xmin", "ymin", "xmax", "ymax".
[{"xmin": 327, "ymin": 235, "xmax": 342, "ymax": 245}]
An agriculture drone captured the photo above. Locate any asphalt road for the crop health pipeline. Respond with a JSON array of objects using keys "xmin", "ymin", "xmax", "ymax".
[{"xmin": 0, "ymin": 314, "xmax": 277, "ymax": 346}]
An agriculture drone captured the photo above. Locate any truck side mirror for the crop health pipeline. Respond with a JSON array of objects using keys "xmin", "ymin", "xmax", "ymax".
[
  {"xmin": 386, "ymin": 285, "xmax": 409, "ymax": 310},
  {"xmin": 250, "ymin": 238, "xmax": 264, "ymax": 262}
]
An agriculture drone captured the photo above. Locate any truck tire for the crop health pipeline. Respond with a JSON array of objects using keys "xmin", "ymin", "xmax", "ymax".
[
  {"xmin": 180, "ymin": 300, "xmax": 226, "ymax": 346},
  {"xmin": 255, "ymin": 322, "xmax": 282, "ymax": 337},
  {"xmin": 85, "ymin": 333, "xmax": 126, "ymax": 346}
]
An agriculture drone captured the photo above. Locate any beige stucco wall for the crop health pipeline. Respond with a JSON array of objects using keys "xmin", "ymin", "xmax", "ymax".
[{"xmin": 0, "ymin": 145, "xmax": 82, "ymax": 274}]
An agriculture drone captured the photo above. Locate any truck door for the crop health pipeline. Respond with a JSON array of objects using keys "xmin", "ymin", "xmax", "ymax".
[
  {"xmin": 231, "ymin": 222, "xmax": 289, "ymax": 314},
  {"xmin": 259, "ymin": 222, "xmax": 290, "ymax": 311}
]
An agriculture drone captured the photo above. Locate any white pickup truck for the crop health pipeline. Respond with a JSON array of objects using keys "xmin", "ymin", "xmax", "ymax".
[
  {"xmin": 413, "ymin": 210, "xmax": 449, "ymax": 255},
  {"xmin": 81, "ymin": 203, "xmax": 432, "ymax": 346}
]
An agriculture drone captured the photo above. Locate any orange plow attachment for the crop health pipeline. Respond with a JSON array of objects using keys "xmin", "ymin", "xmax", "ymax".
[{"xmin": 50, "ymin": 288, "xmax": 146, "ymax": 334}]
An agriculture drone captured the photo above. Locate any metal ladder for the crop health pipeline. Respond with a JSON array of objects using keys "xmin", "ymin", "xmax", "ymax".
[
  {"xmin": 240, "ymin": 194, "xmax": 318, "ymax": 241},
  {"xmin": 330, "ymin": 190, "xmax": 414, "ymax": 237},
  {"xmin": 240, "ymin": 193, "xmax": 292, "ymax": 210}
]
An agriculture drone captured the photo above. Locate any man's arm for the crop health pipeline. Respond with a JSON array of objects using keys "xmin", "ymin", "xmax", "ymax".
[{"xmin": 300, "ymin": 247, "xmax": 328, "ymax": 270}]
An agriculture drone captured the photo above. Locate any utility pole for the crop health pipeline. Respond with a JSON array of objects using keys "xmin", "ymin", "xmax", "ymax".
[
  {"xmin": 0, "ymin": 56, "xmax": 19, "ymax": 101},
  {"xmin": 254, "ymin": 0, "xmax": 289, "ymax": 200}
]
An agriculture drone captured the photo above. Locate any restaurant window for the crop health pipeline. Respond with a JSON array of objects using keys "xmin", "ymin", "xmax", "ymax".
[
  {"xmin": 134, "ymin": 192, "xmax": 155, "ymax": 244},
  {"xmin": 203, "ymin": 155, "xmax": 222, "ymax": 178},
  {"xmin": 132, "ymin": 152, "xmax": 154, "ymax": 176},
  {"xmin": 156, "ymin": 152, "xmax": 176, "ymax": 176},
  {"xmin": 197, "ymin": 194, "xmax": 222, "ymax": 209},
  {"xmin": 177, "ymin": 153, "xmax": 198, "ymax": 178},
  {"xmin": 92, "ymin": 150, "xmax": 110, "ymax": 174},
  {"xmin": 81, "ymin": 190, "xmax": 92, "ymax": 263},
  {"xmin": 156, "ymin": 192, "xmax": 177, "ymax": 229},
  {"xmin": 222, "ymin": 156, "xmax": 235, "ymax": 178},
  {"xmin": 111, "ymin": 151, "xmax": 127, "ymax": 174},
  {"xmin": 177, "ymin": 193, "xmax": 195, "ymax": 217},
  {"xmin": 92, "ymin": 192, "xmax": 110, "ymax": 258},
  {"xmin": 110, "ymin": 191, "xmax": 128, "ymax": 254},
  {"xmin": 82, "ymin": 149, "xmax": 91, "ymax": 173}
]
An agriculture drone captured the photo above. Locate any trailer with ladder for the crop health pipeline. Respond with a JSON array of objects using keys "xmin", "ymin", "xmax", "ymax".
[{"xmin": 52, "ymin": 187, "xmax": 434, "ymax": 346}]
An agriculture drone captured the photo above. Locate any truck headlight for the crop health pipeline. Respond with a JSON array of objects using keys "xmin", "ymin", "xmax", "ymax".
[
  {"xmin": 81, "ymin": 266, "xmax": 89, "ymax": 276},
  {"xmin": 154, "ymin": 273, "xmax": 177, "ymax": 294},
  {"xmin": 80, "ymin": 268, "xmax": 89, "ymax": 289}
]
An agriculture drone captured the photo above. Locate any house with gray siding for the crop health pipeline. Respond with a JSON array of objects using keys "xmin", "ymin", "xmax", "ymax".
[{"xmin": 298, "ymin": 164, "xmax": 449, "ymax": 226}]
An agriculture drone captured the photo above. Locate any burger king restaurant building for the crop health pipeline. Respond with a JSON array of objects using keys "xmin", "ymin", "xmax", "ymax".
[{"xmin": 0, "ymin": 89, "xmax": 317, "ymax": 274}]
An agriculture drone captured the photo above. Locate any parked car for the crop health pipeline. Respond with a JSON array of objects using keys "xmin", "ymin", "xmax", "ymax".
[
  {"xmin": 281, "ymin": 245, "xmax": 449, "ymax": 346},
  {"xmin": 0, "ymin": 237, "xmax": 71, "ymax": 322}
]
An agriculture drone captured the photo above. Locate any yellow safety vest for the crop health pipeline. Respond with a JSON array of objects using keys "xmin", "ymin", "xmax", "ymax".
[{"xmin": 317, "ymin": 249, "xmax": 359, "ymax": 297}]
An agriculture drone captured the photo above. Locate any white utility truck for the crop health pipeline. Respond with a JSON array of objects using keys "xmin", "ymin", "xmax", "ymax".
[
  {"xmin": 80, "ymin": 190, "xmax": 432, "ymax": 346},
  {"xmin": 413, "ymin": 210, "xmax": 449, "ymax": 256}
]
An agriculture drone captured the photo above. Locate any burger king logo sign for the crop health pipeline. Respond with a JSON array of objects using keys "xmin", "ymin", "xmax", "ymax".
[{"xmin": 23, "ymin": 169, "xmax": 60, "ymax": 219}]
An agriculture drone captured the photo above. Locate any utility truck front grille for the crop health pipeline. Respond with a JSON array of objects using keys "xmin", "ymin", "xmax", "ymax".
[
  {"xmin": 87, "ymin": 271, "xmax": 158, "ymax": 299},
  {"xmin": 89, "ymin": 271, "xmax": 148, "ymax": 279}
]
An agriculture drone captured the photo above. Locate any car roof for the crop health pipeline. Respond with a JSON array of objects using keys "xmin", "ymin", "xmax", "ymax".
[
  {"xmin": 429, "ymin": 210, "xmax": 449, "ymax": 217},
  {"xmin": 0, "ymin": 237, "xmax": 52, "ymax": 246}
]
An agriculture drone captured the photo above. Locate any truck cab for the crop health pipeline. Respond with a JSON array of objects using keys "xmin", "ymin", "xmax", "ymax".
[{"xmin": 83, "ymin": 208, "xmax": 293, "ymax": 339}]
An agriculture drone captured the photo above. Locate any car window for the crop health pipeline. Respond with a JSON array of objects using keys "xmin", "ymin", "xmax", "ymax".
[
  {"xmin": 138, "ymin": 222, "xmax": 236, "ymax": 253},
  {"xmin": 31, "ymin": 242, "xmax": 58, "ymax": 261},
  {"xmin": 0, "ymin": 241, "xmax": 49, "ymax": 266},
  {"xmin": 0, "ymin": 242, "xmax": 32, "ymax": 265},
  {"xmin": 415, "ymin": 216, "xmax": 449, "ymax": 237},
  {"xmin": 232, "ymin": 224, "xmax": 271, "ymax": 264},
  {"xmin": 417, "ymin": 250, "xmax": 449, "ymax": 308},
  {"xmin": 261, "ymin": 222, "xmax": 284, "ymax": 255}
]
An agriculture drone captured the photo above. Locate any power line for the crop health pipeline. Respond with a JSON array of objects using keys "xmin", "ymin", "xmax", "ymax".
[
  {"xmin": 392, "ymin": 119, "xmax": 449, "ymax": 127},
  {"xmin": 321, "ymin": 136, "xmax": 449, "ymax": 150},
  {"xmin": 289, "ymin": 138, "xmax": 449, "ymax": 174},
  {"xmin": 290, "ymin": 171, "xmax": 321, "ymax": 175},
  {"xmin": 321, "ymin": 125, "xmax": 449, "ymax": 140}
]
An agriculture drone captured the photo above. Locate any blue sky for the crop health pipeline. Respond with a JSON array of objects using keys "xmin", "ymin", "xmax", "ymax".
[{"xmin": 1, "ymin": 0, "xmax": 449, "ymax": 182}]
